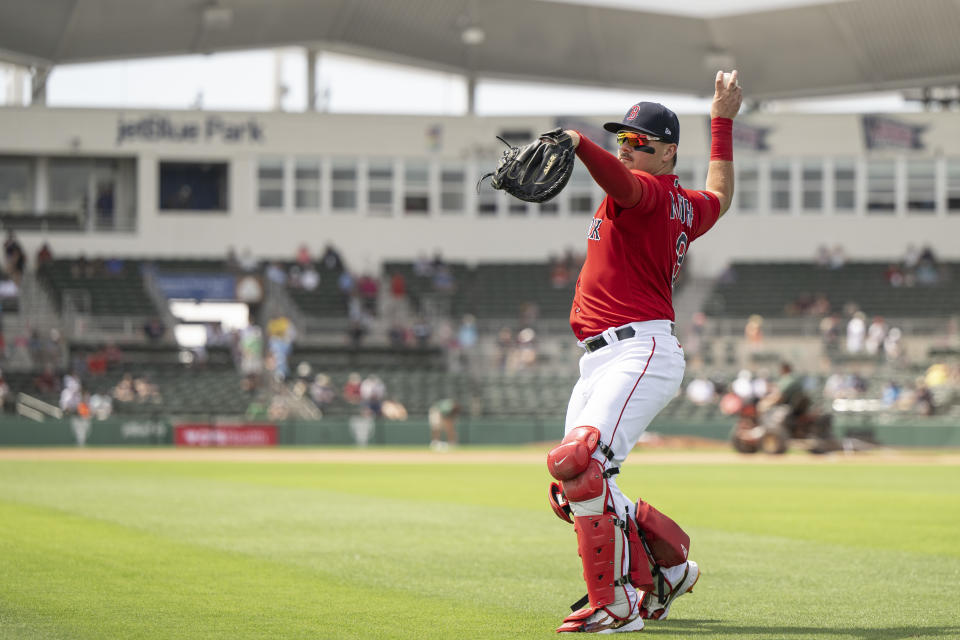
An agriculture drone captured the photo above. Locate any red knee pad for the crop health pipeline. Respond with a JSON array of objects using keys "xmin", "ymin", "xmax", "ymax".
[
  {"xmin": 548, "ymin": 482, "xmax": 573, "ymax": 524},
  {"xmin": 635, "ymin": 499, "xmax": 690, "ymax": 567},
  {"xmin": 547, "ymin": 426, "xmax": 601, "ymax": 481}
]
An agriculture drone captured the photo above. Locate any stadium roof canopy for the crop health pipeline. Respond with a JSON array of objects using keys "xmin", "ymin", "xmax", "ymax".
[{"xmin": 1, "ymin": 0, "xmax": 959, "ymax": 100}]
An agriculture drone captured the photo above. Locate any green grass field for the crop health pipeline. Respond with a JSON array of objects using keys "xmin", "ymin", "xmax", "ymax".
[{"xmin": 1, "ymin": 449, "xmax": 959, "ymax": 639}]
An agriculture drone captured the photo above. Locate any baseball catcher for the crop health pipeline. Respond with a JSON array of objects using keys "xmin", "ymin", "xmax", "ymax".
[
  {"xmin": 479, "ymin": 128, "xmax": 576, "ymax": 203},
  {"xmin": 547, "ymin": 70, "xmax": 742, "ymax": 633}
]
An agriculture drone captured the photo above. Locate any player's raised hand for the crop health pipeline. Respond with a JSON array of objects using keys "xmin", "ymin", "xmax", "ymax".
[{"xmin": 711, "ymin": 69, "xmax": 742, "ymax": 120}]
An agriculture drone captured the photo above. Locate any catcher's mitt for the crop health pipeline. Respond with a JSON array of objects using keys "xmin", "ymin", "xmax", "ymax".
[{"xmin": 479, "ymin": 128, "xmax": 576, "ymax": 203}]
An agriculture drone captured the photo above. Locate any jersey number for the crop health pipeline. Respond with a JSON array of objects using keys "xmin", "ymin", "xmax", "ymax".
[{"xmin": 672, "ymin": 232, "xmax": 688, "ymax": 286}]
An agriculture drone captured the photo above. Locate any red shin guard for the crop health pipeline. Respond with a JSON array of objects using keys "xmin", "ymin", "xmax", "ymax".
[{"xmin": 635, "ymin": 499, "xmax": 690, "ymax": 567}]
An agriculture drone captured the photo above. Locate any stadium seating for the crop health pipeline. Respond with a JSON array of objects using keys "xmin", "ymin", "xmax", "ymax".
[
  {"xmin": 283, "ymin": 262, "xmax": 349, "ymax": 319},
  {"xmin": 37, "ymin": 258, "xmax": 159, "ymax": 316},
  {"xmin": 704, "ymin": 261, "xmax": 960, "ymax": 318}
]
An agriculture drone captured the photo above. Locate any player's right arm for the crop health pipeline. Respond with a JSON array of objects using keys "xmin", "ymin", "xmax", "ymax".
[{"xmin": 705, "ymin": 70, "xmax": 743, "ymax": 217}]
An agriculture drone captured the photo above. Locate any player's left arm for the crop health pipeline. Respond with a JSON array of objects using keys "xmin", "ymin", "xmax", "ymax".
[{"xmin": 705, "ymin": 70, "xmax": 743, "ymax": 217}]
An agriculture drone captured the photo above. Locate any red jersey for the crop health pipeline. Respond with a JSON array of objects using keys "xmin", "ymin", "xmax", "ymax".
[{"xmin": 570, "ymin": 135, "xmax": 721, "ymax": 339}]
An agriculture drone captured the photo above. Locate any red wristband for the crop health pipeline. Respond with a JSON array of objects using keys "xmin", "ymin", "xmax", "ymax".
[{"xmin": 710, "ymin": 117, "xmax": 734, "ymax": 161}]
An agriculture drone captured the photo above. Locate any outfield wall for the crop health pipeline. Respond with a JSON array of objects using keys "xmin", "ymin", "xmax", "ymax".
[{"xmin": 2, "ymin": 416, "xmax": 958, "ymax": 448}]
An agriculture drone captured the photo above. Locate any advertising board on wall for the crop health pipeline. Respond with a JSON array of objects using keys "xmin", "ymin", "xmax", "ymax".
[{"xmin": 174, "ymin": 424, "xmax": 278, "ymax": 447}]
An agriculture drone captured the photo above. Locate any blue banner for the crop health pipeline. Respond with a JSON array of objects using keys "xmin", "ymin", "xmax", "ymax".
[{"xmin": 155, "ymin": 274, "xmax": 237, "ymax": 301}]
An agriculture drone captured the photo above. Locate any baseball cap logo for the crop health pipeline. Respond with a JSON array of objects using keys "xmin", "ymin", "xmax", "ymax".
[{"xmin": 628, "ymin": 104, "xmax": 640, "ymax": 121}]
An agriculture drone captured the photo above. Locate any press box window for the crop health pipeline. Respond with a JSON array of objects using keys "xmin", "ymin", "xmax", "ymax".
[
  {"xmin": 736, "ymin": 160, "xmax": 759, "ymax": 213},
  {"xmin": 770, "ymin": 160, "xmax": 791, "ymax": 213},
  {"xmin": 0, "ymin": 157, "xmax": 34, "ymax": 213},
  {"xmin": 368, "ymin": 159, "xmax": 393, "ymax": 216},
  {"xmin": 159, "ymin": 162, "xmax": 228, "ymax": 211},
  {"xmin": 404, "ymin": 161, "xmax": 429, "ymax": 215},
  {"xmin": 948, "ymin": 158, "xmax": 960, "ymax": 214},
  {"xmin": 440, "ymin": 165, "xmax": 465, "ymax": 214},
  {"xmin": 866, "ymin": 159, "xmax": 895, "ymax": 214},
  {"xmin": 834, "ymin": 159, "xmax": 856, "ymax": 213},
  {"xmin": 568, "ymin": 163, "xmax": 595, "ymax": 216},
  {"xmin": 801, "ymin": 161, "xmax": 823, "ymax": 212},
  {"xmin": 257, "ymin": 157, "xmax": 284, "ymax": 210},
  {"xmin": 906, "ymin": 159, "xmax": 935, "ymax": 213},
  {"xmin": 295, "ymin": 158, "xmax": 321, "ymax": 210},
  {"xmin": 331, "ymin": 160, "xmax": 357, "ymax": 212}
]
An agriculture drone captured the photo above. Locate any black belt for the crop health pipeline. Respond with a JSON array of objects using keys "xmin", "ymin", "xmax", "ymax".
[{"xmin": 582, "ymin": 323, "xmax": 675, "ymax": 353}]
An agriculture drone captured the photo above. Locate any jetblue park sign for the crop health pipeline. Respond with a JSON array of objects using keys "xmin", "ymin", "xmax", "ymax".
[{"xmin": 116, "ymin": 114, "xmax": 264, "ymax": 145}]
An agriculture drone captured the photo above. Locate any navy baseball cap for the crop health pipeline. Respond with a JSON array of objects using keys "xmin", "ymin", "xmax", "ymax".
[{"xmin": 603, "ymin": 102, "xmax": 680, "ymax": 144}]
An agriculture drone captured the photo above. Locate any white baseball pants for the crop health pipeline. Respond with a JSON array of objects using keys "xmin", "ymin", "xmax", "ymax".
[{"xmin": 564, "ymin": 320, "xmax": 686, "ymax": 609}]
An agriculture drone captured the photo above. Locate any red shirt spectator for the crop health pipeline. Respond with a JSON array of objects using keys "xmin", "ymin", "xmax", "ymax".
[{"xmin": 390, "ymin": 273, "xmax": 407, "ymax": 298}]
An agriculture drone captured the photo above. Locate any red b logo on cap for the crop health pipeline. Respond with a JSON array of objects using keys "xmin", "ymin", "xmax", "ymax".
[{"xmin": 627, "ymin": 104, "xmax": 640, "ymax": 120}]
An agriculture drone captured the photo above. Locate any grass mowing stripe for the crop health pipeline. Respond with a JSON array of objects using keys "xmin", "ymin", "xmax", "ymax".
[
  {"xmin": 1, "ymin": 457, "xmax": 959, "ymax": 639},
  {"xmin": 0, "ymin": 500, "xmax": 552, "ymax": 640}
]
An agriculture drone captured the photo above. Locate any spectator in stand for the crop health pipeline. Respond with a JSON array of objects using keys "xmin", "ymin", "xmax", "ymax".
[
  {"xmin": 881, "ymin": 381, "xmax": 901, "ymax": 407},
  {"xmin": 413, "ymin": 252, "xmax": 433, "ymax": 277},
  {"xmin": 357, "ymin": 272, "xmax": 379, "ymax": 311},
  {"xmin": 389, "ymin": 271, "xmax": 407, "ymax": 299},
  {"xmin": 321, "ymin": 244, "xmax": 344, "ymax": 272},
  {"xmin": 309, "ymin": 374, "xmax": 336, "ymax": 413},
  {"xmin": 71, "ymin": 254, "xmax": 90, "ymax": 279},
  {"xmin": 86, "ymin": 349, "xmax": 108, "ymax": 376},
  {"xmin": 412, "ymin": 315, "xmax": 432, "ymax": 347},
  {"xmin": 432, "ymin": 265, "xmax": 455, "ymax": 293},
  {"xmin": 455, "ymin": 314, "xmax": 478, "ymax": 371},
  {"xmin": 287, "ymin": 265, "xmax": 302, "ymax": 289},
  {"xmin": 496, "ymin": 327, "xmax": 514, "ymax": 372},
  {"xmin": 239, "ymin": 317, "xmax": 264, "ymax": 393},
  {"xmin": 59, "ymin": 373, "xmax": 82, "ymax": 413},
  {"xmin": 33, "ymin": 364, "xmax": 59, "ymax": 394},
  {"xmin": 347, "ymin": 296, "xmax": 371, "ymax": 347},
  {"xmin": 685, "ymin": 377, "xmax": 716, "ymax": 405},
  {"xmin": 885, "ymin": 263, "xmax": 905, "ymax": 287},
  {"xmin": 0, "ymin": 368, "xmax": 9, "ymax": 413},
  {"xmin": 430, "ymin": 250, "xmax": 447, "ymax": 273},
  {"xmin": 89, "ymin": 392, "xmax": 113, "ymax": 420},
  {"xmin": 913, "ymin": 380, "xmax": 935, "ymax": 416},
  {"xmin": 903, "ymin": 244, "xmax": 920, "ymax": 271},
  {"xmin": 865, "ymin": 316, "xmax": 887, "ymax": 356},
  {"xmin": 300, "ymin": 264, "xmax": 319, "ymax": 291},
  {"xmin": 338, "ymin": 270, "xmax": 355, "ymax": 296},
  {"xmin": 143, "ymin": 317, "xmax": 166, "ymax": 343},
  {"xmin": 295, "ymin": 244, "xmax": 312, "ymax": 268},
  {"xmin": 684, "ymin": 312, "xmax": 708, "ymax": 367},
  {"xmin": 3, "ymin": 231, "xmax": 25, "ymax": 284},
  {"xmin": 265, "ymin": 261, "xmax": 287, "ymax": 286},
  {"xmin": 104, "ymin": 258, "xmax": 125, "ymax": 277},
  {"xmin": 916, "ymin": 246, "xmax": 940, "ymax": 285},
  {"xmin": 829, "ymin": 244, "xmax": 846, "ymax": 269},
  {"xmin": 112, "ymin": 373, "xmax": 136, "ymax": 403},
  {"xmin": 846, "ymin": 311, "xmax": 866, "ymax": 354},
  {"xmin": 815, "ymin": 244, "xmax": 831, "ymax": 268},
  {"xmin": 550, "ymin": 257, "xmax": 571, "ymax": 288},
  {"xmin": 266, "ymin": 315, "xmax": 296, "ymax": 381},
  {"xmin": 883, "ymin": 327, "xmax": 903, "ymax": 362},
  {"xmin": 226, "ymin": 246, "xmax": 240, "ymax": 272},
  {"xmin": 809, "ymin": 294, "xmax": 831, "ymax": 317},
  {"xmin": 36, "ymin": 241, "xmax": 53, "ymax": 268},
  {"xmin": 744, "ymin": 314, "xmax": 764, "ymax": 345},
  {"xmin": 342, "ymin": 373, "xmax": 363, "ymax": 405},
  {"xmin": 238, "ymin": 247, "xmax": 259, "ymax": 273},
  {"xmin": 360, "ymin": 374, "xmax": 386, "ymax": 418},
  {"xmin": 819, "ymin": 314, "xmax": 843, "ymax": 356}
]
